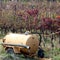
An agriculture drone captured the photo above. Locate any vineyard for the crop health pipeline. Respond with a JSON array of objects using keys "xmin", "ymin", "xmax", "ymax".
[{"xmin": 0, "ymin": 0, "xmax": 60, "ymax": 60}]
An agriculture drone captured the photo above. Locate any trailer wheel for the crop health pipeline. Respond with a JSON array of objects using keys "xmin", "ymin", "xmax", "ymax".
[
  {"xmin": 6, "ymin": 48, "xmax": 14, "ymax": 54},
  {"xmin": 37, "ymin": 49, "xmax": 44, "ymax": 58}
]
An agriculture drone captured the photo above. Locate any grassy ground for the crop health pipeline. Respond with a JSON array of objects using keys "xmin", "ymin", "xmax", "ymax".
[{"xmin": 0, "ymin": 34, "xmax": 60, "ymax": 60}]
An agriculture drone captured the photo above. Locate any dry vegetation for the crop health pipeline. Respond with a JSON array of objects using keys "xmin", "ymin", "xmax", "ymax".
[
  {"xmin": 0, "ymin": 0, "xmax": 60, "ymax": 60},
  {"xmin": 0, "ymin": 0, "xmax": 60, "ymax": 33}
]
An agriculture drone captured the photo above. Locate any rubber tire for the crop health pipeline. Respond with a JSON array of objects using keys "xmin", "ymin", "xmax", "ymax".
[
  {"xmin": 37, "ymin": 49, "xmax": 44, "ymax": 58},
  {"xmin": 6, "ymin": 48, "xmax": 14, "ymax": 54}
]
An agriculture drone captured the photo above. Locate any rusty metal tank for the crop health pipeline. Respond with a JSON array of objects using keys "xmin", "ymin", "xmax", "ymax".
[{"xmin": 2, "ymin": 33, "xmax": 39, "ymax": 55}]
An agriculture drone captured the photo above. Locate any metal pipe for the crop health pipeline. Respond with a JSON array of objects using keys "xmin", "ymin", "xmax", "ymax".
[{"xmin": 0, "ymin": 43, "xmax": 30, "ymax": 49}]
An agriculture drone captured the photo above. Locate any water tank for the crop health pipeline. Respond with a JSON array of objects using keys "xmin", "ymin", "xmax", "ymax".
[{"xmin": 3, "ymin": 33, "xmax": 39, "ymax": 55}]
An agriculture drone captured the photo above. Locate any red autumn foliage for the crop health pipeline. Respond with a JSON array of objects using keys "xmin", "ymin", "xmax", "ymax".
[{"xmin": 26, "ymin": 9, "xmax": 39, "ymax": 17}]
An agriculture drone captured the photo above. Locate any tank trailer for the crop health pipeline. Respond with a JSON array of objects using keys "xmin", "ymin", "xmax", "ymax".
[{"xmin": 1, "ymin": 33, "xmax": 44, "ymax": 58}]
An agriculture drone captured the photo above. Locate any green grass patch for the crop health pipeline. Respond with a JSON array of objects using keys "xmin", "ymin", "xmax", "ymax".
[{"xmin": 53, "ymin": 55, "xmax": 60, "ymax": 60}]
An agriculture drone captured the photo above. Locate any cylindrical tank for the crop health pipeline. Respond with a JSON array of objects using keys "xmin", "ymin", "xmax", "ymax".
[{"xmin": 3, "ymin": 33, "xmax": 39, "ymax": 55}]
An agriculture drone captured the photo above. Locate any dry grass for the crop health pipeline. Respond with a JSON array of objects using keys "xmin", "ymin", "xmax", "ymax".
[{"xmin": 39, "ymin": 58, "xmax": 52, "ymax": 60}]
